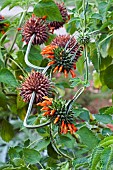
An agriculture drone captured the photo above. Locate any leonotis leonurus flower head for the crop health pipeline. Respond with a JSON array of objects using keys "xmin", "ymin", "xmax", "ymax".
[
  {"xmin": 49, "ymin": 2, "xmax": 69, "ymax": 30},
  {"xmin": 19, "ymin": 70, "xmax": 50, "ymax": 103},
  {"xmin": 41, "ymin": 35, "xmax": 83, "ymax": 78},
  {"xmin": 22, "ymin": 14, "xmax": 49, "ymax": 45},
  {"xmin": 37, "ymin": 96, "xmax": 77, "ymax": 134}
]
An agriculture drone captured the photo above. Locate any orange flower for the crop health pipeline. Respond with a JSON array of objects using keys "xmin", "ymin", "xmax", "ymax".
[
  {"xmin": 48, "ymin": 61, "xmax": 55, "ymax": 66},
  {"xmin": 70, "ymin": 69, "xmax": 76, "ymax": 78},
  {"xmin": 54, "ymin": 116, "xmax": 60, "ymax": 124},
  {"xmin": 64, "ymin": 69, "xmax": 68, "ymax": 78},
  {"xmin": 53, "ymin": 66, "xmax": 59, "ymax": 73},
  {"xmin": 59, "ymin": 65, "xmax": 63, "ymax": 72}
]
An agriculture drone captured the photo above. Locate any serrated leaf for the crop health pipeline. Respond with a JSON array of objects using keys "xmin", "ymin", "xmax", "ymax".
[
  {"xmin": 100, "ymin": 147, "xmax": 113, "ymax": 170},
  {"xmin": 77, "ymin": 127, "xmax": 99, "ymax": 150},
  {"xmin": 99, "ymin": 136, "xmax": 113, "ymax": 147},
  {"xmin": 34, "ymin": 0, "xmax": 63, "ymax": 22},
  {"xmin": 104, "ymin": 64, "xmax": 113, "ymax": 89},
  {"xmin": 95, "ymin": 114, "xmax": 112, "ymax": 124},
  {"xmin": 104, "ymin": 106, "xmax": 113, "ymax": 115},
  {"xmin": 23, "ymin": 148, "xmax": 41, "ymax": 164},
  {"xmin": 90, "ymin": 147, "xmax": 103, "ymax": 170},
  {"xmin": 73, "ymin": 157, "xmax": 89, "ymax": 169},
  {"xmin": 1, "ymin": 119, "xmax": 14, "ymax": 142},
  {"xmin": 0, "ymin": 68, "xmax": 18, "ymax": 87}
]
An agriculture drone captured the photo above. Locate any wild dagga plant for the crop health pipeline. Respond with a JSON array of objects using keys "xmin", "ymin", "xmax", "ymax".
[{"xmin": 0, "ymin": 0, "xmax": 113, "ymax": 169}]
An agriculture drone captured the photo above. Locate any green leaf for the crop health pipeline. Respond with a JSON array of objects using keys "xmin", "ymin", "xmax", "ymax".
[
  {"xmin": 90, "ymin": 147, "xmax": 103, "ymax": 170},
  {"xmin": 73, "ymin": 157, "xmax": 89, "ymax": 169},
  {"xmin": 34, "ymin": 0, "xmax": 63, "ymax": 22},
  {"xmin": 89, "ymin": 43, "xmax": 99, "ymax": 71},
  {"xmin": 34, "ymin": 138, "xmax": 50, "ymax": 151},
  {"xmin": 0, "ymin": 68, "xmax": 18, "ymax": 87},
  {"xmin": 108, "ymin": 38, "xmax": 113, "ymax": 57},
  {"xmin": 100, "ymin": 147, "xmax": 113, "ymax": 170},
  {"xmin": 99, "ymin": 136, "xmax": 113, "ymax": 147},
  {"xmin": 104, "ymin": 106, "xmax": 113, "ymax": 115},
  {"xmin": 59, "ymin": 135, "xmax": 75, "ymax": 148},
  {"xmin": 76, "ymin": 55, "xmax": 84, "ymax": 75},
  {"xmin": 104, "ymin": 64, "xmax": 113, "ymax": 89},
  {"xmin": 77, "ymin": 126, "xmax": 99, "ymax": 150},
  {"xmin": 47, "ymin": 142, "xmax": 58, "ymax": 159},
  {"xmin": 23, "ymin": 45, "xmax": 43, "ymax": 67},
  {"xmin": 93, "ymin": 71, "xmax": 102, "ymax": 88},
  {"xmin": 102, "ymin": 128, "xmax": 113, "ymax": 136},
  {"xmin": 95, "ymin": 114, "xmax": 112, "ymax": 124},
  {"xmin": 0, "ymin": 91, "xmax": 8, "ymax": 109},
  {"xmin": 91, "ymin": 13, "xmax": 103, "ymax": 20},
  {"xmin": 99, "ymin": 56, "xmax": 112, "ymax": 71},
  {"xmin": 1, "ymin": 119, "xmax": 14, "ymax": 142},
  {"xmin": 70, "ymin": 77, "xmax": 83, "ymax": 87},
  {"xmin": 23, "ymin": 148, "xmax": 41, "ymax": 164},
  {"xmin": 79, "ymin": 109, "xmax": 90, "ymax": 121}
]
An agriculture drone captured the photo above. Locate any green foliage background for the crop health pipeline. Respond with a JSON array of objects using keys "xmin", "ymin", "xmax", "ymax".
[{"xmin": 0, "ymin": 0, "xmax": 113, "ymax": 169}]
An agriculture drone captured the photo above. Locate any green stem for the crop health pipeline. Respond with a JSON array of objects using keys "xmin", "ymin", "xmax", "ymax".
[
  {"xmin": 8, "ymin": 57, "xmax": 26, "ymax": 75},
  {"xmin": 8, "ymin": 10, "xmax": 27, "ymax": 53},
  {"xmin": 66, "ymin": 87, "xmax": 85, "ymax": 113},
  {"xmin": 50, "ymin": 124, "xmax": 73, "ymax": 161},
  {"xmin": 23, "ymin": 91, "xmax": 51, "ymax": 129}
]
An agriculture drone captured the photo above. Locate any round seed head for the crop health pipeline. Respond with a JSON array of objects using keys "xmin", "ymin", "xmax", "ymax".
[
  {"xmin": 49, "ymin": 2, "xmax": 69, "ymax": 29},
  {"xmin": 22, "ymin": 15, "xmax": 49, "ymax": 45},
  {"xmin": 19, "ymin": 71, "xmax": 50, "ymax": 103}
]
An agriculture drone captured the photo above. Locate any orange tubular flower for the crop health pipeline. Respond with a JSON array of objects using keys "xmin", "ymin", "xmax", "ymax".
[
  {"xmin": 70, "ymin": 69, "xmax": 76, "ymax": 78},
  {"xmin": 53, "ymin": 66, "xmax": 59, "ymax": 73},
  {"xmin": 59, "ymin": 65, "xmax": 63, "ymax": 72},
  {"xmin": 37, "ymin": 97, "xmax": 78, "ymax": 135},
  {"xmin": 64, "ymin": 69, "xmax": 68, "ymax": 78},
  {"xmin": 54, "ymin": 116, "xmax": 60, "ymax": 124},
  {"xmin": 48, "ymin": 61, "xmax": 55, "ymax": 66}
]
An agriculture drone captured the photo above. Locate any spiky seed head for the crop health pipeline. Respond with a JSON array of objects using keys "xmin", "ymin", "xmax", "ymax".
[
  {"xmin": 38, "ymin": 97, "xmax": 77, "ymax": 134},
  {"xmin": 19, "ymin": 71, "xmax": 50, "ymax": 103},
  {"xmin": 41, "ymin": 35, "xmax": 83, "ymax": 78},
  {"xmin": 22, "ymin": 15, "xmax": 49, "ymax": 45},
  {"xmin": 49, "ymin": 2, "xmax": 69, "ymax": 30}
]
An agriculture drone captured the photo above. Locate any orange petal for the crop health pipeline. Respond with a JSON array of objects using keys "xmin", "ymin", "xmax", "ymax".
[
  {"xmin": 50, "ymin": 109, "xmax": 56, "ymax": 116},
  {"xmin": 41, "ymin": 107, "xmax": 50, "ymax": 111},
  {"xmin": 59, "ymin": 65, "xmax": 63, "ymax": 72},
  {"xmin": 73, "ymin": 64, "xmax": 76, "ymax": 70},
  {"xmin": 42, "ymin": 15, "xmax": 47, "ymax": 20},
  {"xmin": 46, "ymin": 55, "xmax": 54, "ymax": 59},
  {"xmin": 48, "ymin": 61, "xmax": 55, "ymax": 66},
  {"xmin": 68, "ymin": 124, "xmax": 73, "ymax": 134},
  {"xmin": 64, "ymin": 69, "xmax": 68, "ymax": 78},
  {"xmin": 63, "ymin": 124, "xmax": 68, "ymax": 134},
  {"xmin": 53, "ymin": 66, "xmax": 59, "ymax": 73},
  {"xmin": 54, "ymin": 116, "xmax": 60, "ymax": 124},
  {"xmin": 70, "ymin": 69, "xmax": 76, "ymax": 78},
  {"xmin": 42, "ymin": 96, "xmax": 53, "ymax": 102},
  {"xmin": 42, "ymin": 111, "xmax": 50, "ymax": 116},
  {"xmin": 71, "ymin": 124, "xmax": 77, "ymax": 132}
]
